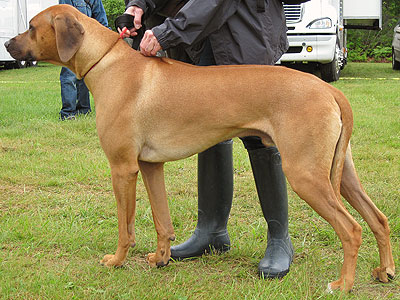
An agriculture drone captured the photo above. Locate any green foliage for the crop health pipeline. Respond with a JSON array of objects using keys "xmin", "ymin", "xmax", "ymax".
[
  {"xmin": 371, "ymin": 46, "xmax": 393, "ymax": 60},
  {"xmin": 102, "ymin": 0, "xmax": 125, "ymax": 30},
  {"xmin": 347, "ymin": 0, "xmax": 400, "ymax": 62},
  {"xmin": 347, "ymin": 41, "xmax": 368, "ymax": 62}
]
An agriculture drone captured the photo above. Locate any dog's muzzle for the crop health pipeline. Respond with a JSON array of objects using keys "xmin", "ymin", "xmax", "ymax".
[
  {"xmin": 4, "ymin": 38, "xmax": 35, "ymax": 61},
  {"xmin": 4, "ymin": 38, "xmax": 17, "ymax": 57},
  {"xmin": 4, "ymin": 39, "xmax": 11, "ymax": 50}
]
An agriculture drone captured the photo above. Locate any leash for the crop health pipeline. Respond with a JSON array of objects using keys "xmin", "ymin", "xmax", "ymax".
[
  {"xmin": 119, "ymin": 27, "xmax": 128, "ymax": 39},
  {"xmin": 82, "ymin": 32, "xmax": 126, "ymax": 78}
]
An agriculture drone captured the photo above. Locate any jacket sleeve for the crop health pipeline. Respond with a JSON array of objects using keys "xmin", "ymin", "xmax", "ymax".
[
  {"xmin": 125, "ymin": 0, "xmax": 167, "ymax": 14},
  {"xmin": 151, "ymin": 0, "xmax": 239, "ymax": 50},
  {"xmin": 92, "ymin": 0, "xmax": 109, "ymax": 28}
]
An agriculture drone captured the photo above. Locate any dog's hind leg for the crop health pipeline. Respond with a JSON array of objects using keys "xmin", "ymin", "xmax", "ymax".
[
  {"xmin": 340, "ymin": 145, "xmax": 395, "ymax": 282},
  {"xmin": 285, "ymin": 166, "xmax": 362, "ymax": 292},
  {"xmin": 101, "ymin": 161, "xmax": 139, "ymax": 267},
  {"xmin": 139, "ymin": 161, "xmax": 176, "ymax": 267}
]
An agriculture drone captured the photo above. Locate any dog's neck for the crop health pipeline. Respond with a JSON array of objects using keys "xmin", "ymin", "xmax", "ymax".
[
  {"xmin": 81, "ymin": 36, "xmax": 121, "ymax": 79},
  {"xmin": 67, "ymin": 20, "xmax": 121, "ymax": 79}
]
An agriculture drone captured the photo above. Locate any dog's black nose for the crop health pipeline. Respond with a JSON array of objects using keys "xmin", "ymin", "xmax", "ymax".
[{"xmin": 4, "ymin": 40, "xmax": 10, "ymax": 49}]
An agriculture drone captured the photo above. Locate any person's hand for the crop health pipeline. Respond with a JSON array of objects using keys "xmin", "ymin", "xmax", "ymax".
[
  {"xmin": 140, "ymin": 30, "xmax": 162, "ymax": 56},
  {"xmin": 117, "ymin": 6, "xmax": 144, "ymax": 38}
]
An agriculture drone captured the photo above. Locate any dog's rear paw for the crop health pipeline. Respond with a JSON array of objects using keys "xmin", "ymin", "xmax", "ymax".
[
  {"xmin": 372, "ymin": 267, "xmax": 395, "ymax": 283},
  {"xmin": 100, "ymin": 254, "xmax": 124, "ymax": 267}
]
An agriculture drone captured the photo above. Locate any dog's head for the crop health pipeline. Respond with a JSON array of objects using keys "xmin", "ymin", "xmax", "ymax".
[{"xmin": 4, "ymin": 5, "xmax": 86, "ymax": 65}]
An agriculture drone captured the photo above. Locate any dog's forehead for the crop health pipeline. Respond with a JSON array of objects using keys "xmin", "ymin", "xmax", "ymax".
[
  {"xmin": 30, "ymin": 5, "xmax": 79, "ymax": 27},
  {"xmin": 29, "ymin": 8, "xmax": 53, "ymax": 28}
]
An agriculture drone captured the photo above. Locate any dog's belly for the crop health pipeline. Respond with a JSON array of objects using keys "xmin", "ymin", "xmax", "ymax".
[
  {"xmin": 137, "ymin": 126, "xmax": 270, "ymax": 163},
  {"xmin": 138, "ymin": 132, "xmax": 238, "ymax": 162}
]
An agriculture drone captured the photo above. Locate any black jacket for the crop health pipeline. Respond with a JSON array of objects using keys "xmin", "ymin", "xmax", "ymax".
[{"xmin": 126, "ymin": 0, "xmax": 289, "ymax": 65}]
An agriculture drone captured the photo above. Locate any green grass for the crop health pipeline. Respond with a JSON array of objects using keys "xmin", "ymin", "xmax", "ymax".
[{"xmin": 0, "ymin": 62, "xmax": 399, "ymax": 299}]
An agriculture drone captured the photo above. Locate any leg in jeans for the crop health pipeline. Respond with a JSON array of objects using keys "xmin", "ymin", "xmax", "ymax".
[
  {"xmin": 241, "ymin": 136, "xmax": 294, "ymax": 278},
  {"xmin": 76, "ymin": 79, "xmax": 91, "ymax": 115},
  {"xmin": 60, "ymin": 67, "xmax": 78, "ymax": 120}
]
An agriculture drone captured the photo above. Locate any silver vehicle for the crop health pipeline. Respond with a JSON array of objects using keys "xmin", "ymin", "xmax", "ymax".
[{"xmin": 392, "ymin": 20, "xmax": 400, "ymax": 70}]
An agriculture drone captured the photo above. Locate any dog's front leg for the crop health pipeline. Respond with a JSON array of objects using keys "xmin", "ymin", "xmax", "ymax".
[
  {"xmin": 101, "ymin": 163, "xmax": 139, "ymax": 267},
  {"xmin": 139, "ymin": 161, "xmax": 175, "ymax": 267}
]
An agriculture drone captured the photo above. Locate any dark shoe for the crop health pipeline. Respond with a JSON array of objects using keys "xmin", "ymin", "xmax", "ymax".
[
  {"xmin": 247, "ymin": 146, "xmax": 294, "ymax": 279},
  {"xmin": 171, "ymin": 140, "xmax": 233, "ymax": 260},
  {"xmin": 171, "ymin": 228, "xmax": 230, "ymax": 260},
  {"xmin": 77, "ymin": 109, "xmax": 91, "ymax": 116},
  {"xmin": 61, "ymin": 115, "xmax": 76, "ymax": 121}
]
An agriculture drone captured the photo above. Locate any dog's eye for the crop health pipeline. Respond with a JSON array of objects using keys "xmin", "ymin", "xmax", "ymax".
[{"xmin": 28, "ymin": 24, "xmax": 36, "ymax": 39}]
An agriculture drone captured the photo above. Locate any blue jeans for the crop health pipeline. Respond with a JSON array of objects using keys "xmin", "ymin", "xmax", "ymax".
[{"xmin": 60, "ymin": 67, "xmax": 91, "ymax": 120}]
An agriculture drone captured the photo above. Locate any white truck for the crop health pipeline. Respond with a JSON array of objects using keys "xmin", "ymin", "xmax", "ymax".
[
  {"xmin": 280, "ymin": 0, "xmax": 382, "ymax": 82},
  {"xmin": 0, "ymin": 0, "xmax": 57, "ymax": 68}
]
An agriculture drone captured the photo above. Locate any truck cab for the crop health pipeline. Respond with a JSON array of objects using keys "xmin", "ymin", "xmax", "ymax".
[{"xmin": 279, "ymin": 0, "xmax": 382, "ymax": 82}]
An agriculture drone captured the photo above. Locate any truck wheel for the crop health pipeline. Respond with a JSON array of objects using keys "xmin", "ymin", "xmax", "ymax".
[
  {"xmin": 15, "ymin": 60, "xmax": 27, "ymax": 69},
  {"xmin": 4, "ymin": 62, "xmax": 14, "ymax": 69},
  {"xmin": 392, "ymin": 49, "xmax": 400, "ymax": 70},
  {"xmin": 320, "ymin": 42, "xmax": 341, "ymax": 82}
]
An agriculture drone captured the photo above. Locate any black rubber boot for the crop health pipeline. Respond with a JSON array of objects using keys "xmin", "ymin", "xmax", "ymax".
[
  {"xmin": 170, "ymin": 140, "xmax": 233, "ymax": 260},
  {"xmin": 247, "ymin": 146, "xmax": 294, "ymax": 279}
]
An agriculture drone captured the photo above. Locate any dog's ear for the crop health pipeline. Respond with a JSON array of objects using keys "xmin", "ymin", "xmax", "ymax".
[{"xmin": 53, "ymin": 13, "xmax": 84, "ymax": 62}]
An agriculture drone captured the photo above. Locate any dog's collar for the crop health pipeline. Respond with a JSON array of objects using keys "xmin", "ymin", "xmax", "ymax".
[{"xmin": 82, "ymin": 36, "xmax": 121, "ymax": 78}]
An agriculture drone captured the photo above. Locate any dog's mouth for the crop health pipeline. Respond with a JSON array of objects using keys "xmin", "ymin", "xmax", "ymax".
[
  {"xmin": 20, "ymin": 51, "xmax": 36, "ymax": 61},
  {"xmin": 4, "ymin": 39, "xmax": 36, "ymax": 61}
]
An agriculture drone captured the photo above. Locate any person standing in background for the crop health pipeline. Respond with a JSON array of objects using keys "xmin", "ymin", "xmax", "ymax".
[{"xmin": 59, "ymin": 0, "xmax": 108, "ymax": 120}]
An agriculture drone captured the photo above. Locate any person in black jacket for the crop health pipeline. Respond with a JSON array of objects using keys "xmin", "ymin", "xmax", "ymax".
[{"xmin": 119, "ymin": 0, "xmax": 306, "ymax": 279}]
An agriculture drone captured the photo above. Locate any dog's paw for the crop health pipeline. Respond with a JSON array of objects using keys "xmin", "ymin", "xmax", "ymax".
[
  {"xmin": 327, "ymin": 280, "xmax": 342, "ymax": 292},
  {"xmin": 327, "ymin": 279, "xmax": 353, "ymax": 293},
  {"xmin": 100, "ymin": 254, "xmax": 124, "ymax": 267},
  {"xmin": 146, "ymin": 252, "xmax": 169, "ymax": 268},
  {"xmin": 372, "ymin": 267, "xmax": 395, "ymax": 283}
]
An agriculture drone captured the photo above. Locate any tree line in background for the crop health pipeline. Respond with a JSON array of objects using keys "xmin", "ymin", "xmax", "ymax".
[{"xmin": 101, "ymin": 0, "xmax": 400, "ymax": 62}]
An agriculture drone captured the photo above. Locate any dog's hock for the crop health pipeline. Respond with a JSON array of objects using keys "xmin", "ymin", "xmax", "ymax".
[{"xmin": 53, "ymin": 13, "xmax": 84, "ymax": 62}]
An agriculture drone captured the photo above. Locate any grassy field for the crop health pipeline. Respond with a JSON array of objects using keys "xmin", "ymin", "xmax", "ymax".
[{"xmin": 0, "ymin": 62, "xmax": 399, "ymax": 299}]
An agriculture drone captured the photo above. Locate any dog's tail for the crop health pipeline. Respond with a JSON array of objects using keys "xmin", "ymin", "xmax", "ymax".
[{"xmin": 329, "ymin": 86, "xmax": 354, "ymax": 200}]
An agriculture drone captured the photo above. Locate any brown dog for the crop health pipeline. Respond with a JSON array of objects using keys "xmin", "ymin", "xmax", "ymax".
[{"xmin": 5, "ymin": 5, "xmax": 395, "ymax": 292}]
